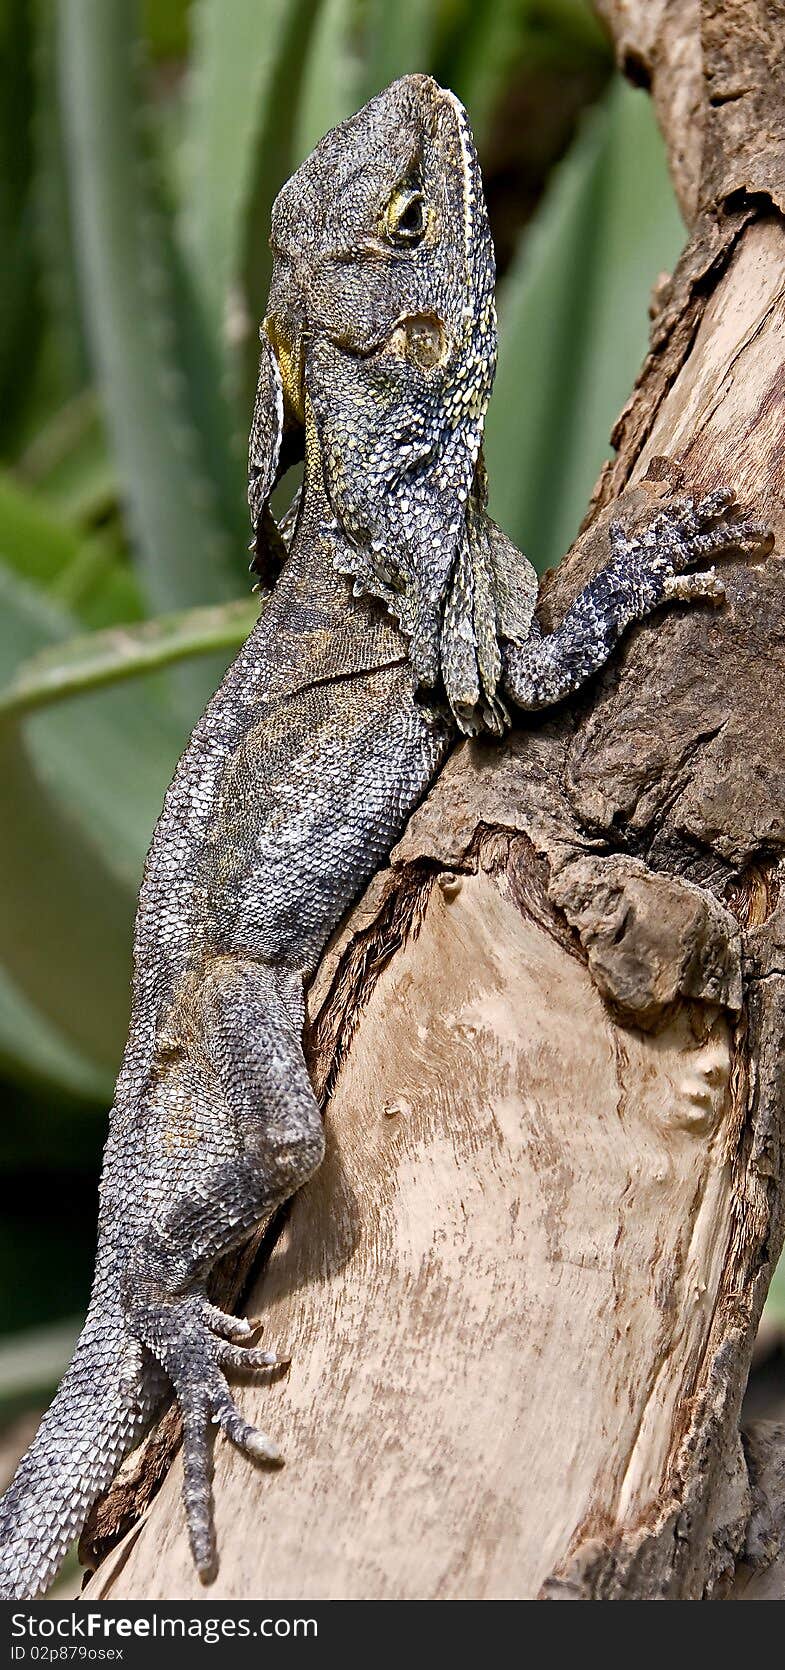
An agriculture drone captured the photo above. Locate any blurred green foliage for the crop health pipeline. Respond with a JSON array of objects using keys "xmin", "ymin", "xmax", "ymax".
[{"xmin": 0, "ymin": 0, "xmax": 697, "ymax": 1405}]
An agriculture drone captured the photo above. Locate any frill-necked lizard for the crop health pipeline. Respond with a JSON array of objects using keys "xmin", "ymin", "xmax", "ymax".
[{"xmin": 0, "ymin": 75, "xmax": 770, "ymax": 1598}]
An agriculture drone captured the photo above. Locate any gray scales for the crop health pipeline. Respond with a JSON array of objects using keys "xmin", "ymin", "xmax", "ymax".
[{"xmin": 0, "ymin": 75, "xmax": 771, "ymax": 1599}]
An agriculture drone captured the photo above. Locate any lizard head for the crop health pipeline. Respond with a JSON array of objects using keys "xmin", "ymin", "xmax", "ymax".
[
  {"xmin": 249, "ymin": 76, "xmax": 504, "ymax": 730},
  {"xmin": 265, "ymin": 72, "xmax": 494, "ymax": 378}
]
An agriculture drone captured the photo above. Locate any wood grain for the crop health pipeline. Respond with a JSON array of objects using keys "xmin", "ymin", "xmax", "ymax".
[{"xmin": 88, "ymin": 858, "xmax": 743, "ymax": 1599}]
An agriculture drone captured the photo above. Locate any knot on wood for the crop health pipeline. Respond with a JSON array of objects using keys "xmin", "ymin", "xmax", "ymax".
[{"xmin": 549, "ymin": 854, "xmax": 743, "ymax": 1029}]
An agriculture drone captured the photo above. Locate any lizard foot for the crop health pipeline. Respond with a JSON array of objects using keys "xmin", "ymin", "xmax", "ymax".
[
  {"xmin": 609, "ymin": 486, "xmax": 773, "ymax": 597},
  {"xmin": 132, "ymin": 1292, "xmax": 287, "ymax": 1581}
]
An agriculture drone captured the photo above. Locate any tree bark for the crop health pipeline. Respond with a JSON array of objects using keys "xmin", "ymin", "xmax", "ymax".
[{"xmin": 82, "ymin": 0, "xmax": 785, "ymax": 1600}]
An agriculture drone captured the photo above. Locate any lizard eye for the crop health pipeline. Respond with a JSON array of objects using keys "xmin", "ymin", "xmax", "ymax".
[{"xmin": 384, "ymin": 187, "xmax": 427, "ymax": 247}]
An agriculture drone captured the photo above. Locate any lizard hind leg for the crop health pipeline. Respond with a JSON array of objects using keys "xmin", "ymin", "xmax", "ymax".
[{"xmin": 125, "ymin": 959, "xmax": 325, "ymax": 1582}]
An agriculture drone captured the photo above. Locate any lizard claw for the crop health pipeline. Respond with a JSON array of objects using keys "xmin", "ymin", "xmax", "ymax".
[
  {"xmin": 202, "ymin": 1303, "xmax": 253, "ymax": 1341},
  {"xmin": 129, "ymin": 1291, "xmax": 287, "ymax": 1582},
  {"xmin": 215, "ymin": 1340, "xmax": 289, "ymax": 1372},
  {"xmin": 201, "ymin": 1303, "xmax": 268, "ymax": 1343},
  {"xmin": 662, "ymin": 567, "xmax": 725, "ymax": 604}
]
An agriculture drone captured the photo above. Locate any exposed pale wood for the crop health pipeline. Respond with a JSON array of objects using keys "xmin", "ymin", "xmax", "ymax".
[
  {"xmin": 85, "ymin": 0, "xmax": 785, "ymax": 1600},
  {"xmin": 88, "ymin": 857, "xmax": 743, "ymax": 1600}
]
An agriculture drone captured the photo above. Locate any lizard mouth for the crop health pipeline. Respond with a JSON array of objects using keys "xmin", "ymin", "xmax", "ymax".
[{"xmin": 264, "ymin": 316, "xmax": 306, "ymax": 426}]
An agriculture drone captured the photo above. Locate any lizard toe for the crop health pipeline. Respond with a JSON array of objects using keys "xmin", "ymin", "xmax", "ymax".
[
  {"xmin": 215, "ymin": 1339, "xmax": 288, "ymax": 1372},
  {"xmin": 132, "ymin": 1289, "xmax": 288, "ymax": 1577},
  {"xmin": 662, "ymin": 567, "xmax": 725, "ymax": 604},
  {"xmin": 678, "ymin": 514, "xmax": 773, "ymax": 568},
  {"xmin": 179, "ymin": 1384, "xmax": 218, "ymax": 1582},
  {"xmin": 724, "ymin": 515, "xmax": 774, "ymax": 556},
  {"xmin": 202, "ymin": 1302, "xmax": 257, "ymax": 1342},
  {"xmin": 694, "ymin": 485, "xmax": 736, "ymax": 523},
  {"xmin": 174, "ymin": 1352, "xmax": 284, "ymax": 1581},
  {"xmin": 209, "ymin": 1380, "xmax": 283, "ymax": 1465}
]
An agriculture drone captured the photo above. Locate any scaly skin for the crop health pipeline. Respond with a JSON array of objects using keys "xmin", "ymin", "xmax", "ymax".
[{"xmin": 0, "ymin": 74, "xmax": 771, "ymax": 1598}]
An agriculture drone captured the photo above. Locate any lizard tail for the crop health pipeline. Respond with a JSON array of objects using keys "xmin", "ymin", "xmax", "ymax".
[{"xmin": 0, "ymin": 1301, "xmax": 152, "ymax": 1599}]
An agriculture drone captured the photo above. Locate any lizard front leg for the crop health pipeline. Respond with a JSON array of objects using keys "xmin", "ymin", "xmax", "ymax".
[
  {"xmin": 122, "ymin": 960, "xmax": 324, "ymax": 1581},
  {"xmin": 501, "ymin": 489, "xmax": 772, "ymax": 710}
]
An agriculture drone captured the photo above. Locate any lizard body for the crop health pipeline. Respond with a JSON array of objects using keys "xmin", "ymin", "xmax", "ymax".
[{"xmin": 0, "ymin": 75, "xmax": 769, "ymax": 1598}]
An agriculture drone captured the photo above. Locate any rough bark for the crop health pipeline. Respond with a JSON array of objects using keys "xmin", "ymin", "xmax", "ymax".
[{"xmin": 82, "ymin": 0, "xmax": 785, "ymax": 1600}]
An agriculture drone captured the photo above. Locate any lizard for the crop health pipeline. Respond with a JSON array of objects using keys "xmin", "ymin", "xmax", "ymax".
[{"xmin": 0, "ymin": 73, "xmax": 771, "ymax": 1600}]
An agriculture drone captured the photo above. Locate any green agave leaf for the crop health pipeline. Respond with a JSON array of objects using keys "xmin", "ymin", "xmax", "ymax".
[
  {"xmin": 0, "ymin": 1317, "xmax": 80, "ymax": 1403},
  {"xmin": 0, "ymin": 568, "xmax": 178, "ymax": 1067},
  {"xmin": 486, "ymin": 78, "xmax": 684, "ymax": 572},
  {"xmin": 538, "ymin": 0, "xmax": 610, "ymax": 53},
  {"xmin": 484, "ymin": 99, "xmax": 605, "ymax": 569},
  {"xmin": 48, "ymin": 540, "xmax": 142, "ymax": 633},
  {"xmin": 32, "ymin": 0, "xmax": 91, "ymax": 399},
  {"xmin": 436, "ymin": 1, "xmax": 609, "ymax": 149},
  {"xmin": 0, "ymin": 0, "xmax": 43, "ymax": 453},
  {"xmin": 141, "ymin": 0, "xmax": 191, "ymax": 59},
  {"xmin": 0, "ymin": 967, "xmax": 110, "ymax": 1105},
  {"xmin": 547, "ymin": 79, "xmax": 684, "ymax": 561},
  {"xmin": 0, "ymin": 596, "xmax": 259, "ymax": 722},
  {"xmin": 15, "ymin": 391, "xmax": 117, "ymax": 527},
  {"xmin": 0, "ymin": 469, "xmax": 79, "ymax": 588},
  {"xmin": 57, "ymin": 0, "xmax": 240, "ymax": 616},
  {"xmin": 0, "ymin": 717, "xmax": 138, "ymax": 1070},
  {"xmin": 1, "ymin": 588, "xmax": 213, "ymax": 907},
  {"xmin": 293, "ymin": 0, "xmax": 362, "ymax": 165},
  {"xmin": 0, "ymin": 564, "xmax": 255, "ymax": 1071},
  {"xmin": 0, "ymin": 466, "xmax": 141, "ymax": 629},
  {"xmin": 359, "ymin": 0, "xmax": 435, "ymax": 103},
  {"xmin": 182, "ymin": 0, "xmax": 322, "ymax": 405},
  {"xmin": 439, "ymin": 0, "xmax": 532, "ymax": 145}
]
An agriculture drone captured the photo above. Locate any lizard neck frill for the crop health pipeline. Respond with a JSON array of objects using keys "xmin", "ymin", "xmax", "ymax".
[{"xmin": 0, "ymin": 1297, "xmax": 154, "ymax": 1599}]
